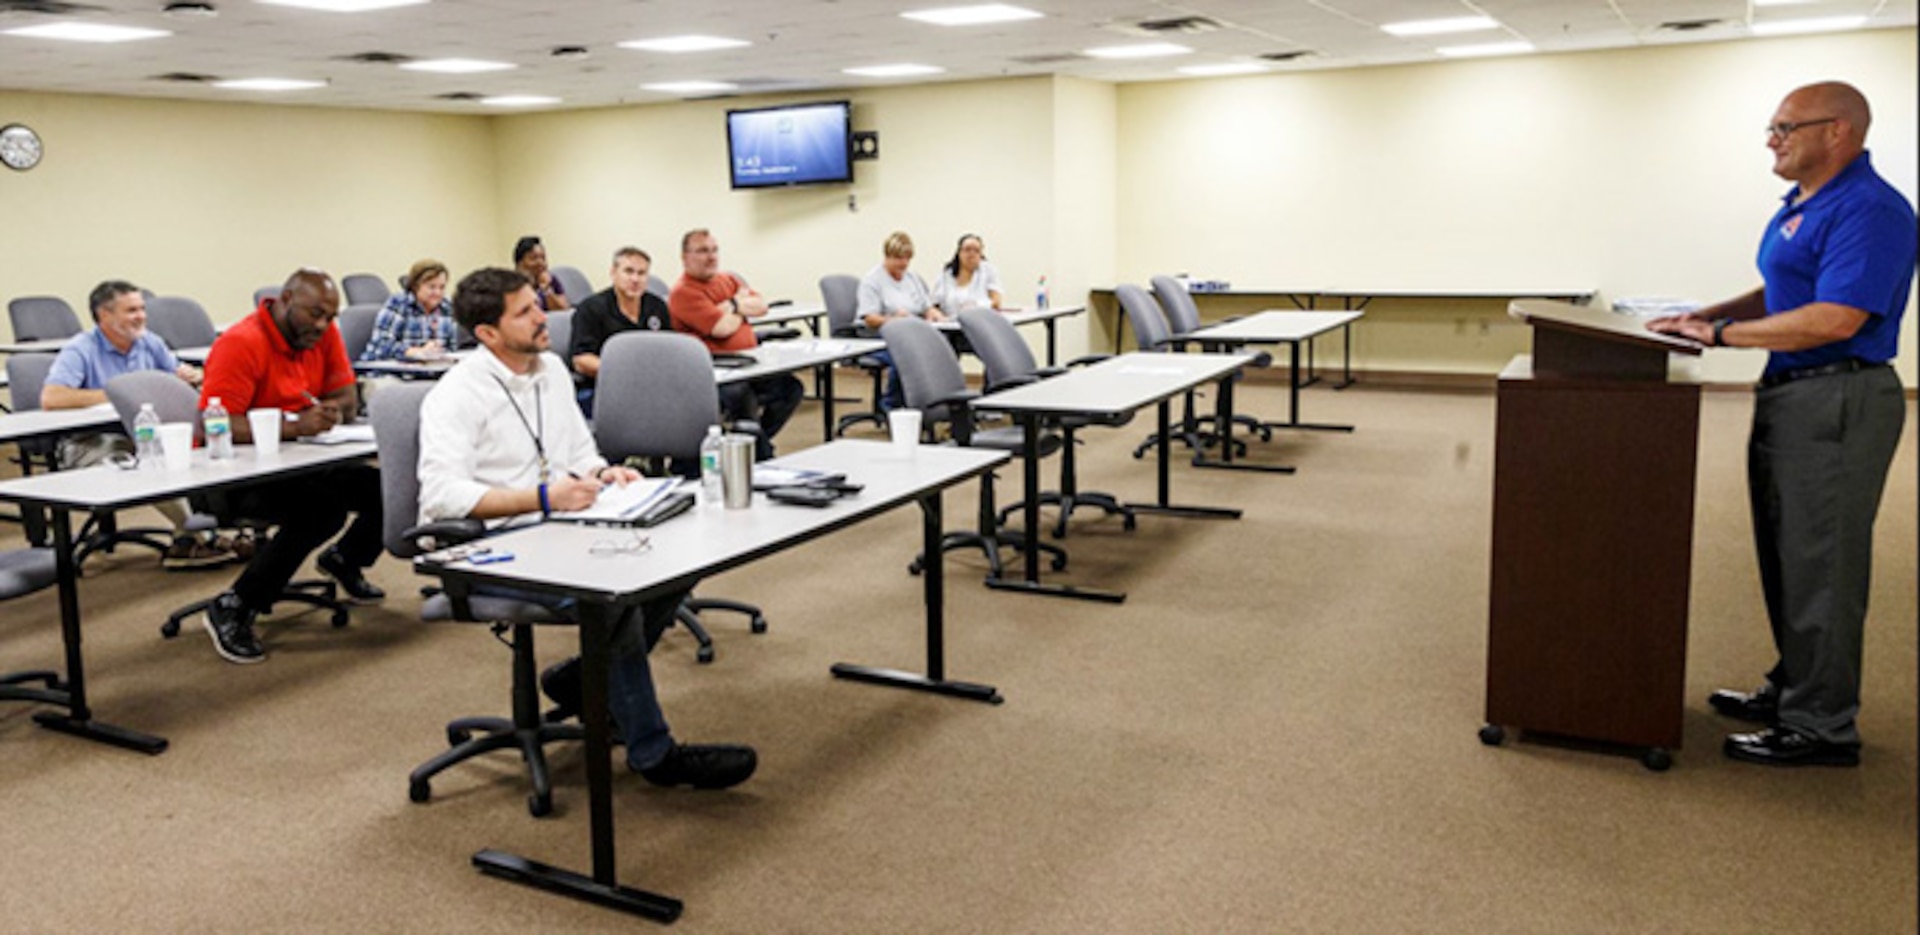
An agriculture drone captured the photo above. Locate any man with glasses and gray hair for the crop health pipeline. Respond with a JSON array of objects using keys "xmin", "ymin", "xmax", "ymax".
[{"xmin": 1648, "ymin": 81, "xmax": 1914, "ymax": 767}]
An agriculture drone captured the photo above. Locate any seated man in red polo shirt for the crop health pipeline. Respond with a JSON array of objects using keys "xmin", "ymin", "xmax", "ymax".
[
  {"xmin": 195, "ymin": 268, "xmax": 386, "ymax": 665},
  {"xmin": 668, "ymin": 228, "xmax": 803, "ymax": 459}
]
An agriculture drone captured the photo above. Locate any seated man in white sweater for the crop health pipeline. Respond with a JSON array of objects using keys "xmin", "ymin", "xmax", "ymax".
[{"xmin": 416, "ymin": 266, "xmax": 755, "ymax": 789}]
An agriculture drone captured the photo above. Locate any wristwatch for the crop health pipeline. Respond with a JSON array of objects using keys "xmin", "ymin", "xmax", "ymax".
[{"xmin": 1711, "ymin": 318, "xmax": 1732, "ymax": 347}]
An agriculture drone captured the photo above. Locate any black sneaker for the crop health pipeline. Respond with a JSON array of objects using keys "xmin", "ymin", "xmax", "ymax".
[
  {"xmin": 203, "ymin": 591, "xmax": 265, "ymax": 664},
  {"xmin": 317, "ymin": 548, "xmax": 385, "ymax": 603},
  {"xmin": 634, "ymin": 743, "xmax": 758, "ymax": 790}
]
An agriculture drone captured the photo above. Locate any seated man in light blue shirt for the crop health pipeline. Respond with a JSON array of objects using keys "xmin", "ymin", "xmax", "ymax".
[{"xmin": 40, "ymin": 280, "xmax": 237, "ymax": 569}]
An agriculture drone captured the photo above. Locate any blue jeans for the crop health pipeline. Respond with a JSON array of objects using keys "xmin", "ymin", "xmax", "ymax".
[
  {"xmin": 473, "ymin": 584, "xmax": 688, "ymax": 770},
  {"xmin": 867, "ymin": 349, "xmax": 904, "ymax": 411}
]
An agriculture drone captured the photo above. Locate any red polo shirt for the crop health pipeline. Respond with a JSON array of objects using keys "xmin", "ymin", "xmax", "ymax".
[
  {"xmin": 669, "ymin": 272, "xmax": 760, "ymax": 353},
  {"xmin": 198, "ymin": 302, "xmax": 354, "ymax": 413}
]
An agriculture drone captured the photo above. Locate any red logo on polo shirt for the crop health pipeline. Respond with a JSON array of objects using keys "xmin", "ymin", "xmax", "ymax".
[{"xmin": 1781, "ymin": 215, "xmax": 1803, "ymax": 240}]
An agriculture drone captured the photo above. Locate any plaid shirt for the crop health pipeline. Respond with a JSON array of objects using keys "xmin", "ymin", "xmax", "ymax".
[{"xmin": 361, "ymin": 291, "xmax": 455, "ymax": 361}]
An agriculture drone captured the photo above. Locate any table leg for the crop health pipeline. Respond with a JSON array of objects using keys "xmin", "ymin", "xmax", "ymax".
[
  {"xmin": 1269, "ymin": 341, "xmax": 1356, "ymax": 434},
  {"xmin": 1045, "ymin": 320, "xmax": 1058, "ymax": 367},
  {"xmin": 1134, "ymin": 397, "xmax": 1250, "ymax": 512},
  {"xmin": 833, "ymin": 490, "xmax": 1003, "ymax": 702},
  {"xmin": 1333, "ymin": 322, "xmax": 1357, "ymax": 389},
  {"xmin": 985, "ymin": 412, "xmax": 1122, "ymax": 603},
  {"xmin": 820, "ymin": 364, "xmax": 836, "ymax": 441},
  {"xmin": 471, "ymin": 603, "xmax": 682, "ymax": 921},
  {"xmin": 29, "ymin": 507, "xmax": 169, "ymax": 754},
  {"xmin": 1192, "ymin": 372, "xmax": 1296, "ymax": 475}
]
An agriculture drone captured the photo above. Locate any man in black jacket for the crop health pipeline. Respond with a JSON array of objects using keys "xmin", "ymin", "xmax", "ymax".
[{"xmin": 567, "ymin": 245, "xmax": 671, "ymax": 417}]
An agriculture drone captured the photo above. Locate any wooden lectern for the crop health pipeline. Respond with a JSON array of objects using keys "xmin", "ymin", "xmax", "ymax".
[{"xmin": 1482, "ymin": 300, "xmax": 1703, "ymax": 770}]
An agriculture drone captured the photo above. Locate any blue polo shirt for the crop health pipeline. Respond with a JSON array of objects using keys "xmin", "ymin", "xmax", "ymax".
[
  {"xmin": 45, "ymin": 327, "xmax": 180, "ymax": 390},
  {"xmin": 1756, "ymin": 150, "xmax": 1917, "ymax": 376}
]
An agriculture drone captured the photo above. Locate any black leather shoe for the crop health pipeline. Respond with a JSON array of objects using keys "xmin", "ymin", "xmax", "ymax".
[
  {"xmin": 1708, "ymin": 687, "xmax": 1778, "ymax": 724},
  {"xmin": 635, "ymin": 743, "xmax": 758, "ymax": 790},
  {"xmin": 317, "ymin": 548, "xmax": 385, "ymax": 603},
  {"xmin": 1724, "ymin": 726, "xmax": 1859, "ymax": 767},
  {"xmin": 540, "ymin": 656, "xmax": 583, "ymax": 722}
]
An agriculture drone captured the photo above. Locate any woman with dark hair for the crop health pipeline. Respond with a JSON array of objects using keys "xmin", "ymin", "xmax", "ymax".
[
  {"xmin": 512, "ymin": 235, "xmax": 569, "ymax": 310},
  {"xmin": 931, "ymin": 233, "xmax": 1003, "ymax": 312},
  {"xmin": 361, "ymin": 258, "xmax": 456, "ymax": 361}
]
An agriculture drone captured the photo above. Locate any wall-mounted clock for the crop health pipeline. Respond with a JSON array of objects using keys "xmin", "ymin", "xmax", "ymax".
[{"xmin": 1, "ymin": 124, "xmax": 44, "ymax": 171}]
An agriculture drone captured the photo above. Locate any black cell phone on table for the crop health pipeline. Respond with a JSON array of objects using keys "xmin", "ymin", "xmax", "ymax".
[{"xmin": 766, "ymin": 486, "xmax": 840, "ymax": 507}]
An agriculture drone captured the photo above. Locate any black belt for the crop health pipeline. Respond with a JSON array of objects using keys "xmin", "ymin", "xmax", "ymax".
[{"xmin": 1759, "ymin": 358, "xmax": 1889, "ymax": 389}]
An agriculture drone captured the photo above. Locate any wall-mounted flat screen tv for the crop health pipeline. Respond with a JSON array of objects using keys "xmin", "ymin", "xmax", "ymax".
[{"xmin": 726, "ymin": 100, "xmax": 853, "ymax": 190}]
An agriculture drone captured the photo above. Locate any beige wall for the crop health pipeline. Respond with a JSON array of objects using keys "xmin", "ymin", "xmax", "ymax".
[
  {"xmin": 490, "ymin": 78, "xmax": 1059, "ymax": 319},
  {"xmin": 0, "ymin": 91, "xmax": 499, "ymax": 336},
  {"xmin": 1050, "ymin": 77, "xmax": 1118, "ymax": 362},
  {"xmin": 1114, "ymin": 29, "xmax": 1918, "ymax": 382}
]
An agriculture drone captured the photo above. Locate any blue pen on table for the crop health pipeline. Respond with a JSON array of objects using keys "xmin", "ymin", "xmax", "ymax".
[{"xmin": 468, "ymin": 551, "xmax": 515, "ymax": 565}]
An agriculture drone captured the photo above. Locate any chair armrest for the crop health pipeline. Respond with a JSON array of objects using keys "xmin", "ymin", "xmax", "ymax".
[
  {"xmin": 1062, "ymin": 354, "xmax": 1110, "ymax": 369},
  {"xmin": 400, "ymin": 518, "xmax": 487, "ymax": 554},
  {"xmin": 925, "ymin": 389, "xmax": 982, "ymax": 445},
  {"xmin": 754, "ymin": 326, "xmax": 801, "ymax": 342},
  {"xmin": 984, "ymin": 374, "xmax": 1041, "ymax": 394}
]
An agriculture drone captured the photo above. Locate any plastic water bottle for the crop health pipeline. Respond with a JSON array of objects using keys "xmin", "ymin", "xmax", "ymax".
[
  {"xmin": 699, "ymin": 425, "xmax": 725, "ymax": 507},
  {"xmin": 1036, "ymin": 275, "xmax": 1049, "ymax": 311},
  {"xmin": 133, "ymin": 403, "xmax": 163, "ymax": 469},
  {"xmin": 203, "ymin": 396, "xmax": 234, "ymax": 460}
]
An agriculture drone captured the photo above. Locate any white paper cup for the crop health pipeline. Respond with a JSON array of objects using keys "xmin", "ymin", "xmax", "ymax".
[
  {"xmin": 889, "ymin": 409, "xmax": 922, "ymax": 452},
  {"xmin": 248, "ymin": 408, "xmax": 282, "ymax": 457},
  {"xmin": 157, "ymin": 422, "xmax": 194, "ymax": 471}
]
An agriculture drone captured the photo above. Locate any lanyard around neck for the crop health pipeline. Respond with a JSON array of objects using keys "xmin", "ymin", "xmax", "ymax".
[{"xmin": 491, "ymin": 373, "xmax": 547, "ymax": 476}]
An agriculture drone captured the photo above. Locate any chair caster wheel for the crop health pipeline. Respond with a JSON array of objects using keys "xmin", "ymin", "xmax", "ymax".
[
  {"xmin": 1122, "ymin": 516, "xmax": 1137, "ymax": 531},
  {"xmin": 409, "ymin": 778, "xmax": 431, "ymax": 803},
  {"xmin": 529, "ymin": 792, "xmax": 552, "ymax": 817},
  {"xmin": 1478, "ymin": 724, "xmax": 1505, "ymax": 746},
  {"xmin": 1051, "ymin": 554, "xmax": 1068, "ymax": 571},
  {"xmin": 161, "ymin": 619, "xmax": 181, "ymax": 639},
  {"xmin": 697, "ymin": 646, "xmax": 716, "ymax": 664},
  {"xmin": 1642, "ymin": 748, "xmax": 1672, "ymax": 772},
  {"xmin": 331, "ymin": 610, "xmax": 350, "ymax": 628},
  {"xmin": 750, "ymin": 616, "xmax": 768, "ymax": 634},
  {"xmin": 907, "ymin": 560, "xmax": 923, "ymax": 576},
  {"xmin": 448, "ymin": 727, "xmax": 471, "ymax": 746}
]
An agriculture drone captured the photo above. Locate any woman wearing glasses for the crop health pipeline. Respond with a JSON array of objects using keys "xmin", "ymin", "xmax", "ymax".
[{"xmin": 931, "ymin": 233, "xmax": 1004, "ymax": 313}]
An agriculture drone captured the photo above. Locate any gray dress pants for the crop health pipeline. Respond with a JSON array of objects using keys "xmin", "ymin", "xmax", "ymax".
[{"xmin": 1748, "ymin": 365, "xmax": 1904, "ymax": 746}]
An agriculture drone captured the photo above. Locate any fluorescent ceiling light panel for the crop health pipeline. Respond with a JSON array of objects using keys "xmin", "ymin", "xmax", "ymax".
[
  {"xmin": 641, "ymin": 81, "xmax": 740, "ymax": 94},
  {"xmin": 214, "ymin": 77, "xmax": 327, "ymax": 90},
  {"xmin": 1435, "ymin": 41, "xmax": 1534, "ymax": 58},
  {"xmin": 843, "ymin": 63, "xmax": 946, "ymax": 77},
  {"xmin": 255, "ymin": 0, "xmax": 429, "ymax": 11},
  {"xmin": 617, "ymin": 35, "xmax": 750, "ymax": 53},
  {"xmin": 2, "ymin": 22, "xmax": 171, "ymax": 42},
  {"xmin": 481, "ymin": 95, "xmax": 559, "ymax": 107},
  {"xmin": 401, "ymin": 58, "xmax": 515, "ymax": 73},
  {"xmin": 1749, "ymin": 15, "xmax": 1869, "ymax": 35},
  {"xmin": 1083, "ymin": 42, "xmax": 1192, "ymax": 59},
  {"xmin": 1381, "ymin": 16, "xmax": 1500, "ymax": 37},
  {"xmin": 1176, "ymin": 63, "xmax": 1268, "ymax": 76},
  {"xmin": 901, "ymin": 4, "xmax": 1043, "ymax": 26}
]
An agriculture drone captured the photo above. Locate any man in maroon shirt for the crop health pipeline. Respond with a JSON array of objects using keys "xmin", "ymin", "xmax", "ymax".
[{"xmin": 196, "ymin": 269, "xmax": 385, "ymax": 664}]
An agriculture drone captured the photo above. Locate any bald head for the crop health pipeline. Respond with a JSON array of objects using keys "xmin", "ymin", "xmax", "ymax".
[
  {"xmin": 1788, "ymin": 81, "xmax": 1872, "ymax": 141},
  {"xmin": 273, "ymin": 268, "xmax": 341, "ymax": 350}
]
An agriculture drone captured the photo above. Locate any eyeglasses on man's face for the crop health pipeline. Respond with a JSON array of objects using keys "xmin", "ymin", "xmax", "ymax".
[{"xmin": 1766, "ymin": 117, "xmax": 1836, "ymax": 140}]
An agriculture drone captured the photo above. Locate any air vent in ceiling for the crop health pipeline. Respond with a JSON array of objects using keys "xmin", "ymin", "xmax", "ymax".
[
  {"xmin": 152, "ymin": 72, "xmax": 217, "ymax": 83},
  {"xmin": 1259, "ymin": 50, "xmax": 1315, "ymax": 62},
  {"xmin": 337, "ymin": 51, "xmax": 413, "ymax": 64},
  {"xmin": 0, "ymin": 0, "xmax": 106, "ymax": 13},
  {"xmin": 435, "ymin": 92, "xmax": 482, "ymax": 101},
  {"xmin": 1658, "ymin": 19, "xmax": 1722, "ymax": 31},
  {"xmin": 1136, "ymin": 16, "xmax": 1220, "ymax": 35},
  {"xmin": 1008, "ymin": 53, "xmax": 1084, "ymax": 65}
]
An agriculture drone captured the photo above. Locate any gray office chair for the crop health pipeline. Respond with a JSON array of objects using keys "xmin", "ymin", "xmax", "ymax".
[
  {"xmin": 340, "ymin": 273, "xmax": 391, "ymax": 306},
  {"xmin": 7, "ymin": 296, "xmax": 82, "ymax": 344},
  {"xmin": 646, "ymin": 274, "xmax": 670, "ymax": 301},
  {"xmin": 820, "ymin": 273, "xmax": 890, "ymax": 436},
  {"xmin": 0, "ymin": 547, "xmax": 64, "ymax": 710},
  {"xmin": 550, "ymin": 265, "xmax": 593, "ymax": 304},
  {"xmin": 883, "ymin": 316, "xmax": 1067, "ymax": 578},
  {"xmin": 339, "ymin": 303, "xmax": 380, "ymax": 361},
  {"xmin": 251, "ymin": 285, "xmax": 279, "ymax": 309},
  {"xmin": 103, "ymin": 370, "xmax": 350, "ymax": 636},
  {"xmin": 6, "ymin": 353, "xmax": 61, "ymax": 476},
  {"xmin": 1116, "ymin": 284, "xmax": 1243, "ymax": 460},
  {"xmin": 959, "ymin": 310, "xmax": 1135, "ymax": 540},
  {"xmin": 595, "ymin": 331, "xmax": 769, "ymax": 664},
  {"xmin": 145, "ymin": 296, "xmax": 219, "ymax": 351},
  {"xmin": 543, "ymin": 309, "xmax": 588, "ymax": 388},
  {"xmin": 1150, "ymin": 275, "xmax": 1275, "ymax": 443},
  {"xmin": 369, "ymin": 382, "xmax": 582, "ymax": 818}
]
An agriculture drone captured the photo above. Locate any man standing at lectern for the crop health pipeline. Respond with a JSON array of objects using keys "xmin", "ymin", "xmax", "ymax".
[{"xmin": 1649, "ymin": 81, "xmax": 1914, "ymax": 767}]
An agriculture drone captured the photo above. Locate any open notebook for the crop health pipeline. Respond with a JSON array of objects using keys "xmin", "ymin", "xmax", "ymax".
[{"xmin": 548, "ymin": 477, "xmax": 681, "ymax": 526}]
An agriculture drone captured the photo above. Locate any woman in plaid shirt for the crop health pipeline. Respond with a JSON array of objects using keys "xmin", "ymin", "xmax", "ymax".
[{"xmin": 361, "ymin": 258, "xmax": 457, "ymax": 361}]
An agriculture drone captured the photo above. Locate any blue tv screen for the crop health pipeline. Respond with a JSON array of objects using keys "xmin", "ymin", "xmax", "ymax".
[{"xmin": 727, "ymin": 101, "xmax": 853, "ymax": 189}]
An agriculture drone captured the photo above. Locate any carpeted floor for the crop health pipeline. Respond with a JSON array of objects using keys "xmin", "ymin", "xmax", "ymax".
[{"xmin": 1, "ymin": 381, "xmax": 1913, "ymax": 933}]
